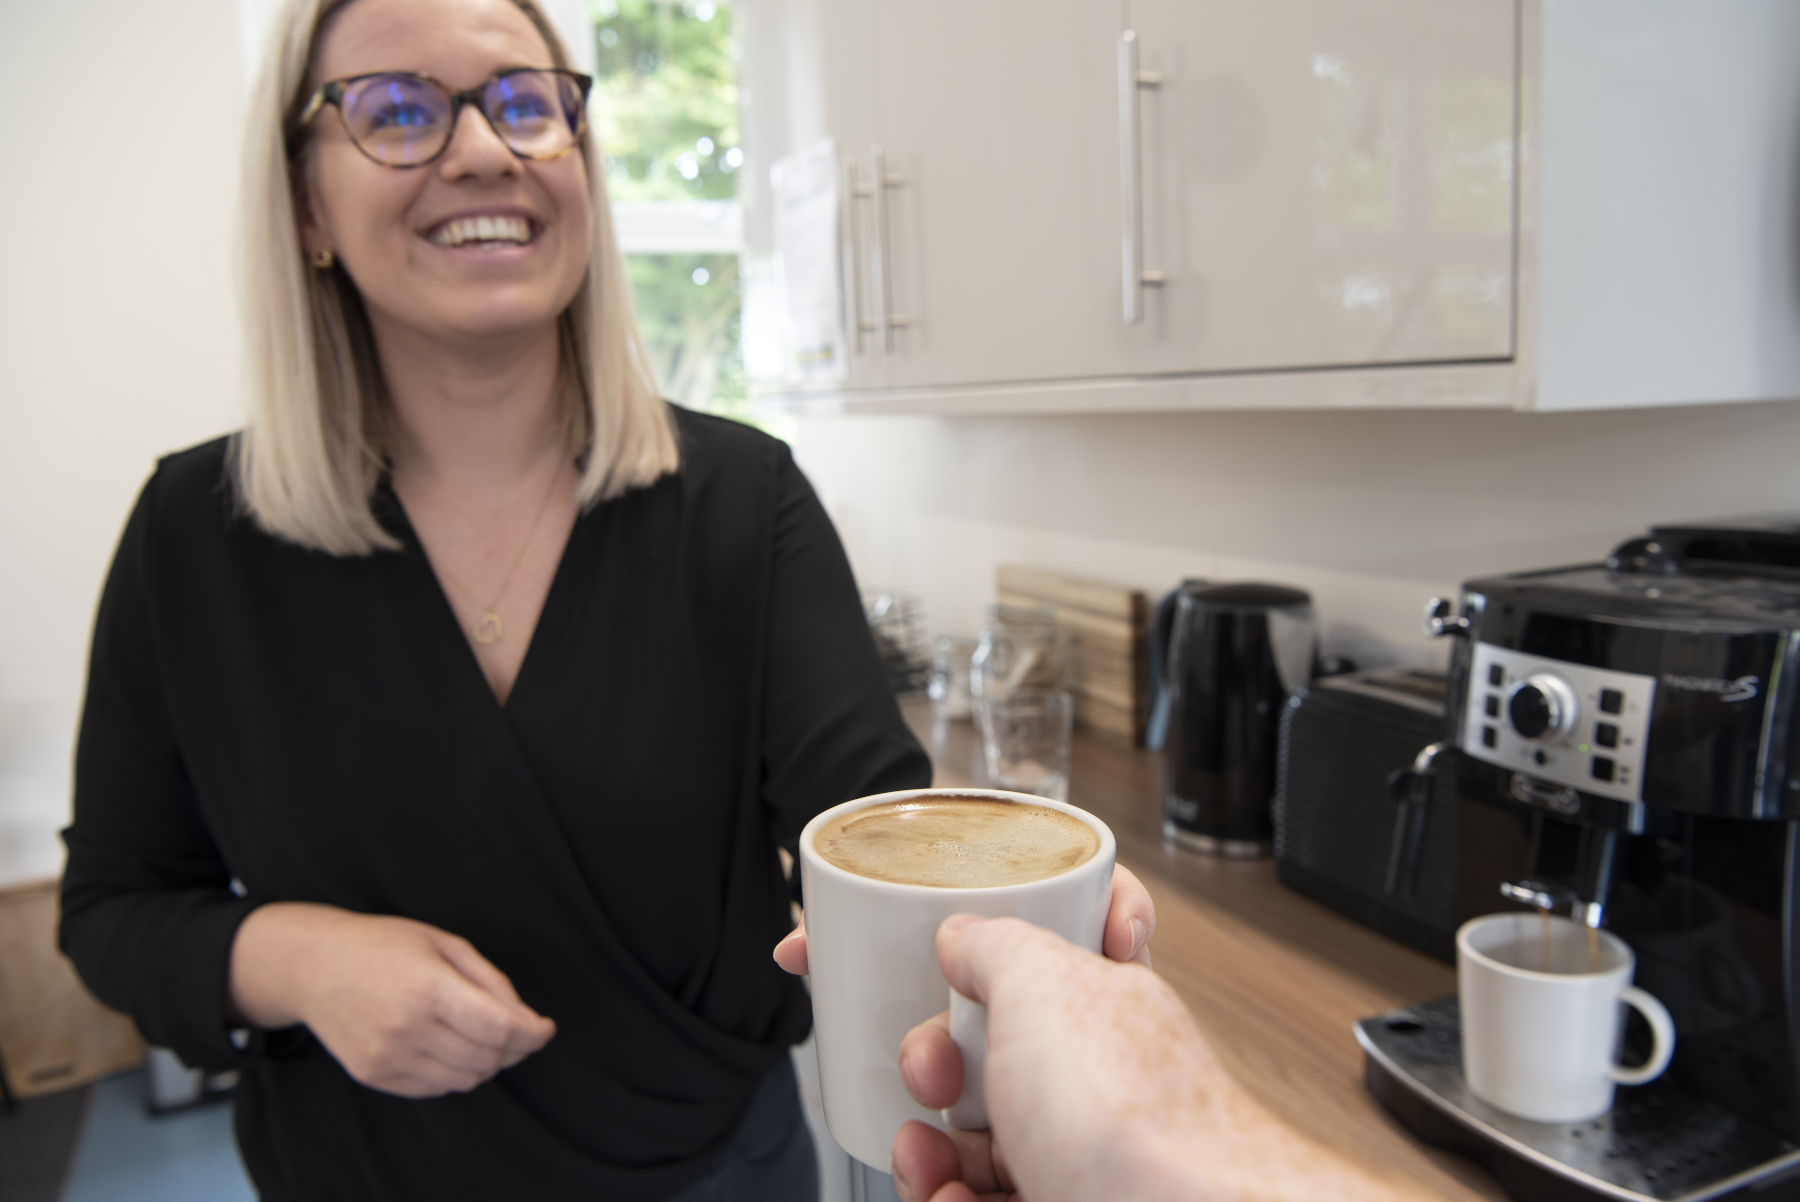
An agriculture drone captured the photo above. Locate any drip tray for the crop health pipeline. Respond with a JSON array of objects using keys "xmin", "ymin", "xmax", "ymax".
[{"xmin": 1355, "ymin": 995, "xmax": 1800, "ymax": 1202}]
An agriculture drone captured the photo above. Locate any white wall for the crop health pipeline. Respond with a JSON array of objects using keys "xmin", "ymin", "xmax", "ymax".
[
  {"xmin": 0, "ymin": 0, "xmax": 244, "ymax": 887},
  {"xmin": 789, "ymin": 401, "xmax": 1800, "ymax": 673}
]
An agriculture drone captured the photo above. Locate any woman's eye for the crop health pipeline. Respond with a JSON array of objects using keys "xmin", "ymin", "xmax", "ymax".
[
  {"xmin": 498, "ymin": 98, "xmax": 554, "ymax": 125},
  {"xmin": 368, "ymin": 103, "xmax": 436, "ymax": 130}
]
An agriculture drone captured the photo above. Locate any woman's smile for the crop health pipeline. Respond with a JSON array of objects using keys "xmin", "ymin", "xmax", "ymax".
[
  {"xmin": 426, "ymin": 212, "xmax": 536, "ymax": 249},
  {"xmin": 418, "ymin": 208, "xmax": 550, "ymax": 270}
]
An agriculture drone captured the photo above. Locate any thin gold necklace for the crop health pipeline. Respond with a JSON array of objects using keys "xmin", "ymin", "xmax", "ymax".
[{"xmin": 429, "ymin": 463, "xmax": 566, "ymax": 646}]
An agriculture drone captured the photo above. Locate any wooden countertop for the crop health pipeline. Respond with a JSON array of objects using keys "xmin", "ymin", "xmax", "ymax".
[{"xmin": 904, "ymin": 700, "xmax": 1503, "ymax": 1200}]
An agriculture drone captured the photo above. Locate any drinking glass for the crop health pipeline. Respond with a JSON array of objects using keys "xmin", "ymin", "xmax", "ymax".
[
  {"xmin": 976, "ymin": 688, "xmax": 1075, "ymax": 801},
  {"xmin": 927, "ymin": 634, "xmax": 979, "ymax": 722},
  {"xmin": 968, "ymin": 604, "xmax": 1065, "ymax": 704}
]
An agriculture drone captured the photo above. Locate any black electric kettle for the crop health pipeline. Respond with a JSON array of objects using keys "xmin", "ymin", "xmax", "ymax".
[{"xmin": 1148, "ymin": 581, "xmax": 1321, "ymax": 858}]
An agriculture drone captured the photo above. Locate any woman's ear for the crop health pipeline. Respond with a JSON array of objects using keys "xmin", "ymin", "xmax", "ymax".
[{"xmin": 291, "ymin": 163, "xmax": 332, "ymax": 258}]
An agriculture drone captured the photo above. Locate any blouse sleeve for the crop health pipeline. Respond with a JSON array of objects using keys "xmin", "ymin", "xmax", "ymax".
[
  {"xmin": 757, "ymin": 443, "xmax": 932, "ymax": 854},
  {"xmin": 59, "ymin": 468, "xmax": 260, "ymax": 1072}
]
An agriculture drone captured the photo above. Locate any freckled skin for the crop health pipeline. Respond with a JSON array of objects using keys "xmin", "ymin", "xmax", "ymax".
[{"xmin": 893, "ymin": 918, "xmax": 1442, "ymax": 1202}]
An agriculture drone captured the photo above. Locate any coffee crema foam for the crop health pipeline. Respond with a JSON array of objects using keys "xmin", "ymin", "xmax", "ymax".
[{"xmin": 814, "ymin": 796, "xmax": 1100, "ymax": 888}]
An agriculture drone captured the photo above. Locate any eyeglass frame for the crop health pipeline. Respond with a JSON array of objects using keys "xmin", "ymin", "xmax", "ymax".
[{"xmin": 291, "ymin": 67, "xmax": 595, "ymax": 168}]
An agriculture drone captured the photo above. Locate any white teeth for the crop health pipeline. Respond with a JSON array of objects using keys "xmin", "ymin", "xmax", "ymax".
[{"xmin": 430, "ymin": 215, "xmax": 533, "ymax": 247}]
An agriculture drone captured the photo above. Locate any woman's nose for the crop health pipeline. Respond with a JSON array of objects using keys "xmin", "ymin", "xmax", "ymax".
[{"xmin": 437, "ymin": 104, "xmax": 521, "ymax": 179}]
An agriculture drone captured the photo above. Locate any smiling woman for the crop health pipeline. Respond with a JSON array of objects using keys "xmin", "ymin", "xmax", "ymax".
[
  {"xmin": 55, "ymin": 0, "xmax": 935, "ymax": 1199},
  {"xmin": 230, "ymin": 0, "xmax": 671, "ymax": 558}
]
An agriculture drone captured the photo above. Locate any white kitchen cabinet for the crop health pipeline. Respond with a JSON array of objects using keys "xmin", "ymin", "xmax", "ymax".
[
  {"xmin": 743, "ymin": 0, "xmax": 1125, "ymax": 393},
  {"xmin": 1524, "ymin": 0, "xmax": 1800, "ymax": 410},
  {"xmin": 747, "ymin": 0, "xmax": 1513, "ymax": 394},
  {"xmin": 741, "ymin": 0, "xmax": 1800, "ymax": 414},
  {"xmin": 866, "ymin": 0, "xmax": 1126, "ymax": 391},
  {"xmin": 1118, "ymin": 0, "xmax": 1516, "ymax": 375},
  {"xmin": 737, "ymin": 0, "xmax": 887, "ymax": 389}
]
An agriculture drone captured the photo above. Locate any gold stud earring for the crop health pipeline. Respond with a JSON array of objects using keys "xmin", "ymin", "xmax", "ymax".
[{"xmin": 311, "ymin": 249, "xmax": 336, "ymax": 270}]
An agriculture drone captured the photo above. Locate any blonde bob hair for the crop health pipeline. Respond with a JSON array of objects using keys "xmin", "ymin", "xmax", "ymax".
[{"xmin": 233, "ymin": 0, "xmax": 679, "ymax": 555}]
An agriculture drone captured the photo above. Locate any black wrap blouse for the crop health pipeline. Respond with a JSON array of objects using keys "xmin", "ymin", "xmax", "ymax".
[{"xmin": 61, "ymin": 405, "xmax": 931, "ymax": 1200}]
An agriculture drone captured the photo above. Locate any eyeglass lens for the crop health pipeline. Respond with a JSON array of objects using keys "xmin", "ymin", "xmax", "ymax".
[{"xmin": 338, "ymin": 71, "xmax": 585, "ymax": 166}]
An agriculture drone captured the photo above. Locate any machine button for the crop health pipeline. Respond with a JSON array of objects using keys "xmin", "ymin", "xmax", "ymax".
[
  {"xmin": 1484, "ymin": 694, "xmax": 1501, "ymax": 718},
  {"xmin": 1488, "ymin": 665, "xmax": 1506, "ymax": 688},
  {"xmin": 1595, "ymin": 723, "xmax": 1619, "ymax": 749},
  {"xmin": 1481, "ymin": 725, "xmax": 1498, "ymax": 749},
  {"xmin": 1600, "ymin": 688, "xmax": 1624, "ymax": 715},
  {"xmin": 1508, "ymin": 684, "xmax": 1555, "ymax": 739},
  {"xmin": 1591, "ymin": 756, "xmax": 1616, "ymax": 783}
]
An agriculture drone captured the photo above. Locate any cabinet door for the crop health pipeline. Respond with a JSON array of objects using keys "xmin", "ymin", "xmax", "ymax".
[
  {"xmin": 1119, "ymin": 0, "xmax": 1517, "ymax": 375},
  {"xmin": 1530, "ymin": 0, "xmax": 1800, "ymax": 410},
  {"xmin": 866, "ymin": 0, "xmax": 1129, "ymax": 390},
  {"xmin": 740, "ymin": 0, "xmax": 891, "ymax": 392}
]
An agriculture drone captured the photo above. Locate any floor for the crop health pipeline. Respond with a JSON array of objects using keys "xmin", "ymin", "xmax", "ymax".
[
  {"xmin": 0, "ymin": 1070, "xmax": 251, "ymax": 1202},
  {"xmin": 0, "ymin": 1042, "xmax": 902, "ymax": 1202},
  {"xmin": 61, "ymin": 1071, "xmax": 253, "ymax": 1202}
]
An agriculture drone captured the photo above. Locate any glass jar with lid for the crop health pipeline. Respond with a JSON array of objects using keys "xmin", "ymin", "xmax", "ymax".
[{"xmin": 968, "ymin": 604, "xmax": 1065, "ymax": 706}]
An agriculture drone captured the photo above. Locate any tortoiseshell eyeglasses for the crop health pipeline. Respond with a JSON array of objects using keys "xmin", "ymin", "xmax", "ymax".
[{"xmin": 293, "ymin": 67, "xmax": 592, "ymax": 168}]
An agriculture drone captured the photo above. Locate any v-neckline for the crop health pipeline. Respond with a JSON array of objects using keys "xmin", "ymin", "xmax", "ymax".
[{"xmin": 376, "ymin": 477, "xmax": 592, "ymax": 717}]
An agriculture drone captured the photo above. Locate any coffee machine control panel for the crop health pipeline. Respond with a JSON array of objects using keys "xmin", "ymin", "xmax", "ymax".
[{"xmin": 1462, "ymin": 643, "xmax": 1656, "ymax": 805}]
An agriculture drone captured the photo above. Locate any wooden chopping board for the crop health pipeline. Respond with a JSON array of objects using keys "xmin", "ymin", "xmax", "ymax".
[{"xmin": 996, "ymin": 565, "xmax": 1149, "ymax": 745}]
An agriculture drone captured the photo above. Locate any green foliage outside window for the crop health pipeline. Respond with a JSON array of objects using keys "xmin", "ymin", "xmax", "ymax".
[
  {"xmin": 591, "ymin": 0, "xmax": 741, "ymax": 203},
  {"xmin": 626, "ymin": 253, "xmax": 746, "ymax": 411},
  {"xmin": 590, "ymin": 0, "xmax": 751, "ymax": 420}
]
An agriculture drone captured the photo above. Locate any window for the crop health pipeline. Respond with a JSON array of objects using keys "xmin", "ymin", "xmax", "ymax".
[{"xmin": 590, "ymin": 0, "xmax": 755, "ymax": 423}]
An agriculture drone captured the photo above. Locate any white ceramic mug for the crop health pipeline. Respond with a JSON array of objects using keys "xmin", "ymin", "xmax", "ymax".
[
  {"xmin": 798, "ymin": 787, "xmax": 1115, "ymax": 1169},
  {"xmin": 1458, "ymin": 912, "xmax": 1676, "ymax": 1123}
]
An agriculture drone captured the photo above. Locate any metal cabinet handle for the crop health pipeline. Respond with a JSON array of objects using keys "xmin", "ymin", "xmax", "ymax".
[
  {"xmin": 1118, "ymin": 30, "xmax": 1164, "ymax": 325},
  {"xmin": 870, "ymin": 145, "xmax": 911, "ymax": 350},
  {"xmin": 844, "ymin": 157, "xmax": 875, "ymax": 353}
]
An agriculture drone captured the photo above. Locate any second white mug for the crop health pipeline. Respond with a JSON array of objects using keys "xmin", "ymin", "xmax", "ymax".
[{"xmin": 1458, "ymin": 911, "xmax": 1675, "ymax": 1123}]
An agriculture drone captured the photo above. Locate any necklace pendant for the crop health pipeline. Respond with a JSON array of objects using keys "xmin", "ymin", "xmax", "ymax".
[{"xmin": 474, "ymin": 611, "xmax": 504, "ymax": 645}]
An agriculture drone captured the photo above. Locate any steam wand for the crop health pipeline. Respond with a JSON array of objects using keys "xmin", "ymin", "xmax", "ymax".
[{"xmin": 1499, "ymin": 870, "xmax": 1610, "ymax": 929}]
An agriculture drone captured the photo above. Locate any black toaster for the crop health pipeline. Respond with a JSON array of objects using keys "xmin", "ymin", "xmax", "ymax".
[{"xmin": 1273, "ymin": 667, "xmax": 1461, "ymax": 963}]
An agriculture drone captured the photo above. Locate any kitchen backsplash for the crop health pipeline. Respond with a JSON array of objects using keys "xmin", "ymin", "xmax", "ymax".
[{"xmin": 789, "ymin": 400, "xmax": 1800, "ymax": 671}]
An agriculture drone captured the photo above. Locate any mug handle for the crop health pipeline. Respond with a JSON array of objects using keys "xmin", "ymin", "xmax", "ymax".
[
  {"xmin": 1608, "ymin": 986, "xmax": 1676, "ymax": 1086},
  {"xmin": 943, "ymin": 989, "xmax": 989, "ymax": 1129}
]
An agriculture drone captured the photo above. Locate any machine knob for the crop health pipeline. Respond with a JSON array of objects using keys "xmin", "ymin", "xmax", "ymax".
[{"xmin": 1506, "ymin": 675, "xmax": 1579, "ymax": 740}]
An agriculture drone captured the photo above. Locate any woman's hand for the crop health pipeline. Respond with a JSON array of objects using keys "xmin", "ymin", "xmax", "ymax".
[
  {"xmin": 229, "ymin": 902, "xmax": 556, "ymax": 1098},
  {"xmin": 772, "ymin": 862, "xmax": 1156, "ymax": 975}
]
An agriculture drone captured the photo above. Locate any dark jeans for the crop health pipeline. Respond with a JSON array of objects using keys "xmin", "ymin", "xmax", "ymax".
[{"xmin": 665, "ymin": 1056, "xmax": 819, "ymax": 1202}]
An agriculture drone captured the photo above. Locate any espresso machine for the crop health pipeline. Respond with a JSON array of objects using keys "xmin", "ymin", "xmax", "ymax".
[{"xmin": 1356, "ymin": 519, "xmax": 1800, "ymax": 1202}]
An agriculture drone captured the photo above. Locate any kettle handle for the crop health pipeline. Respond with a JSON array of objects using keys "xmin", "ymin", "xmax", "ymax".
[{"xmin": 1144, "ymin": 586, "xmax": 1185, "ymax": 750}]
